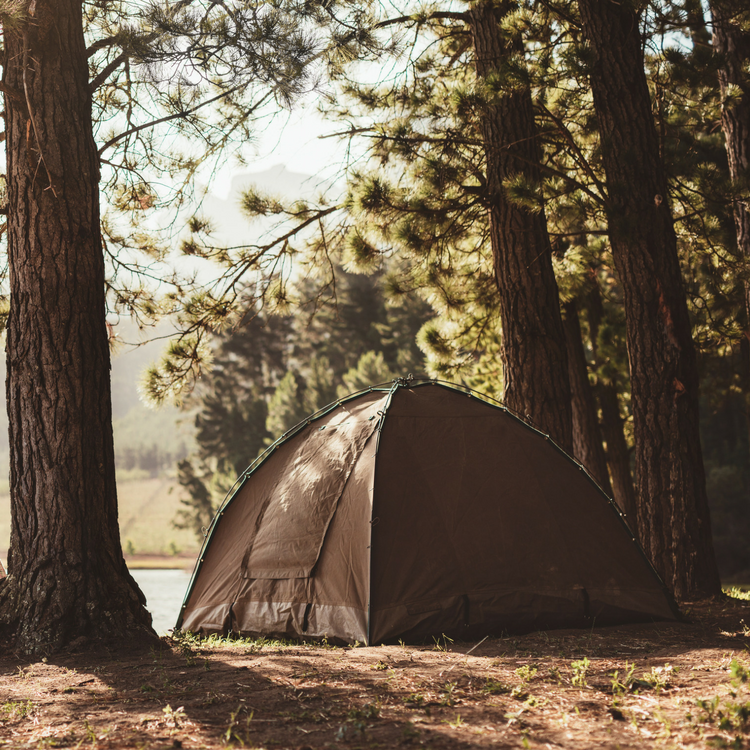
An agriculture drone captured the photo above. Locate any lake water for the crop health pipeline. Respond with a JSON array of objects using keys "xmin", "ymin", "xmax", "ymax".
[{"xmin": 131, "ymin": 568, "xmax": 193, "ymax": 635}]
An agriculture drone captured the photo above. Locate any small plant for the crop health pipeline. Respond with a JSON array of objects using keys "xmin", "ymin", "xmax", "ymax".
[
  {"xmin": 223, "ymin": 705, "xmax": 253, "ymax": 745},
  {"xmin": 432, "ymin": 634, "xmax": 454, "ymax": 652},
  {"xmin": 445, "ymin": 713, "xmax": 464, "ymax": 728},
  {"xmin": 0, "ymin": 700, "xmax": 33, "ymax": 721},
  {"xmin": 439, "ymin": 681, "xmax": 458, "ymax": 706},
  {"xmin": 611, "ymin": 662, "xmax": 636, "ymax": 696},
  {"xmin": 515, "ymin": 665, "xmax": 538, "ymax": 683},
  {"xmin": 730, "ymin": 659, "xmax": 749, "ymax": 689},
  {"xmin": 402, "ymin": 692, "xmax": 425, "ymax": 707},
  {"xmin": 483, "ymin": 678, "xmax": 511, "ymax": 695},
  {"xmin": 721, "ymin": 699, "xmax": 750, "ymax": 731},
  {"xmin": 547, "ymin": 666, "xmax": 563, "ymax": 684},
  {"xmin": 693, "ymin": 694, "xmax": 750, "ymax": 733},
  {"xmin": 347, "ymin": 703, "xmax": 380, "ymax": 721},
  {"xmin": 642, "ymin": 664, "xmax": 676, "ymax": 693},
  {"xmin": 725, "ymin": 586, "xmax": 750, "ymax": 601},
  {"xmin": 162, "ymin": 704, "xmax": 185, "ymax": 730},
  {"xmin": 81, "ymin": 720, "xmax": 97, "ymax": 745},
  {"xmin": 571, "ymin": 657, "xmax": 590, "ymax": 687}
]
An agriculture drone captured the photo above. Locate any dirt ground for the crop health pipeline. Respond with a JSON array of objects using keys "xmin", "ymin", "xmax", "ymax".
[{"xmin": 2, "ymin": 597, "xmax": 750, "ymax": 749}]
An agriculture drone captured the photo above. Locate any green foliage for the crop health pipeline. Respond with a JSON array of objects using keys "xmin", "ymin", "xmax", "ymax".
[
  {"xmin": 200, "ymin": 0, "xmax": 750, "ymax": 577},
  {"xmin": 338, "ymin": 351, "xmax": 394, "ymax": 397},
  {"xmin": 79, "ymin": 0, "xmax": 750, "ymax": 580},
  {"xmin": 725, "ymin": 587, "xmax": 750, "ymax": 601},
  {"xmin": 175, "ymin": 266, "xmax": 429, "ymax": 539},
  {"xmin": 730, "ymin": 660, "xmax": 750, "ymax": 689},
  {"xmin": 571, "ymin": 657, "xmax": 590, "ymax": 688},
  {"xmin": 611, "ymin": 662, "xmax": 637, "ymax": 696},
  {"xmin": 0, "ymin": 700, "xmax": 33, "ymax": 722},
  {"xmin": 483, "ymin": 678, "xmax": 512, "ymax": 695},
  {"xmin": 266, "ymin": 372, "xmax": 307, "ymax": 437},
  {"xmin": 515, "ymin": 665, "xmax": 539, "ymax": 683}
]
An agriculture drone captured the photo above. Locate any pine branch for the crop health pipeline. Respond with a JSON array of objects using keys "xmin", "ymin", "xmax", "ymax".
[
  {"xmin": 375, "ymin": 11, "xmax": 469, "ymax": 29},
  {"xmin": 89, "ymin": 52, "xmax": 128, "ymax": 93},
  {"xmin": 97, "ymin": 83, "xmax": 260, "ymax": 155},
  {"xmin": 86, "ymin": 35, "xmax": 120, "ymax": 58},
  {"xmin": 537, "ymin": 102, "xmax": 608, "ymax": 199}
]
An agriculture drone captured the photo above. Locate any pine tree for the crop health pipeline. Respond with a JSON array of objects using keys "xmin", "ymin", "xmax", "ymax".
[
  {"xmin": 0, "ymin": 0, "xmax": 363, "ymax": 651},
  {"xmin": 176, "ymin": 267, "xmax": 429, "ymax": 539},
  {"xmin": 711, "ymin": 1, "xmax": 750, "ymax": 323},
  {"xmin": 468, "ymin": 0, "xmax": 572, "ymax": 450},
  {"xmin": 576, "ymin": 0, "xmax": 721, "ymax": 597}
]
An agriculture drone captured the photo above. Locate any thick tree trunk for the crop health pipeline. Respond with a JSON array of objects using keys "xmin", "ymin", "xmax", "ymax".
[
  {"xmin": 469, "ymin": 1, "xmax": 573, "ymax": 453},
  {"xmin": 711, "ymin": 1, "xmax": 750, "ymax": 323},
  {"xmin": 577, "ymin": 0, "xmax": 721, "ymax": 597},
  {"xmin": 562, "ymin": 302, "xmax": 612, "ymax": 493},
  {"xmin": 0, "ymin": 0, "xmax": 154, "ymax": 653}
]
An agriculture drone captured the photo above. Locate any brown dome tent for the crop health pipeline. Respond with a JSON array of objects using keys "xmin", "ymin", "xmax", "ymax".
[{"xmin": 177, "ymin": 379, "xmax": 678, "ymax": 643}]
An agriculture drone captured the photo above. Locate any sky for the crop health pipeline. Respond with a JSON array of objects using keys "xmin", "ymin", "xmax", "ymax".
[{"xmin": 209, "ymin": 95, "xmax": 350, "ymax": 201}]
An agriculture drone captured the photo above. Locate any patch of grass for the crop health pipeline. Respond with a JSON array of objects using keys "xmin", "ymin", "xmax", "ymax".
[
  {"xmin": 432, "ymin": 634, "xmax": 454, "ymax": 652},
  {"xmin": 439, "ymin": 681, "xmax": 458, "ymax": 706},
  {"xmin": 0, "ymin": 700, "xmax": 33, "ymax": 721},
  {"xmin": 347, "ymin": 703, "xmax": 380, "ymax": 721},
  {"xmin": 547, "ymin": 666, "xmax": 563, "ymax": 684},
  {"xmin": 692, "ymin": 695, "xmax": 750, "ymax": 732},
  {"xmin": 482, "ymin": 678, "xmax": 511, "ymax": 695},
  {"xmin": 730, "ymin": 659, "xmax": 749, "ymax": 688},
  {"xmin": 725, "ymin": 587, "xmax": 750, "ymax": 601},
  {"xmin": 642, "ymin": 664, "xmax": 677, "ymax": 693},
  {"xmin": 515, "ymin": 665, "xmax": 538, "ymax": 683},
  {"xmin": 402, "ymin": 692, "xmax": 425, "ymax": 708},
  {"xmin": 610, "ymin": 662, "xmax": 636, "ymax": 696},
  {"xmin": 336, "ymin": 705, "xmax": 376, "ymax": 742},
  {"xmin": 171, "ymin": 629, "xmax": 306, "ymax": 652}
]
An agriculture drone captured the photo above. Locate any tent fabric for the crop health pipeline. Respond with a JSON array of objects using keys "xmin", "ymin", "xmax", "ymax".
[{"xmin": 178, "ymin": 381, "xmax": 679, "ymax": 643}]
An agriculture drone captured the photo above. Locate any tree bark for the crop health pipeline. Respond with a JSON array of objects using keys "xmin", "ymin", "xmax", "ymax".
[
  {"xmin": 596, "ymin": 382, "xmax": 637, "ymax": 523},
  {"xmin": 711, "ymin": 1, "xmax": 750, "ymax": 324},
  {"xmin": 586, "ymin": 287, "xmax": 638, "ymax": 523},
  {"xmin": 576, "ymin": 0, "xmax": 721, "ymax": 597},
  {"xmin": 0, "ymin": 0, "xmax": 154, "ymax": 653},
  {"xmin": 562, "ymin": 301, "xmax": 612, "ymax": 493},
  {"xmin": 468, "ymin": 1, "xmax": 573, "ymax": 453}
]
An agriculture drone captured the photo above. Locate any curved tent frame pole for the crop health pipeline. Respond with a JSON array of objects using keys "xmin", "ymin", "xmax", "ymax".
[
  {"xmin": 175, "ymin": 377, "xmax": 681, "ymax": 632},
  {"xmin": 175, "ymin": 381, "xmax": 397, "ymax": 631}
]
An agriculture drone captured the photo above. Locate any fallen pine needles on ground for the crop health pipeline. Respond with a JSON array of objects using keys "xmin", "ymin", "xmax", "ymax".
[{"xmin": 1, "ymin": 595, "xmax": 750, "ymax": 749}]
